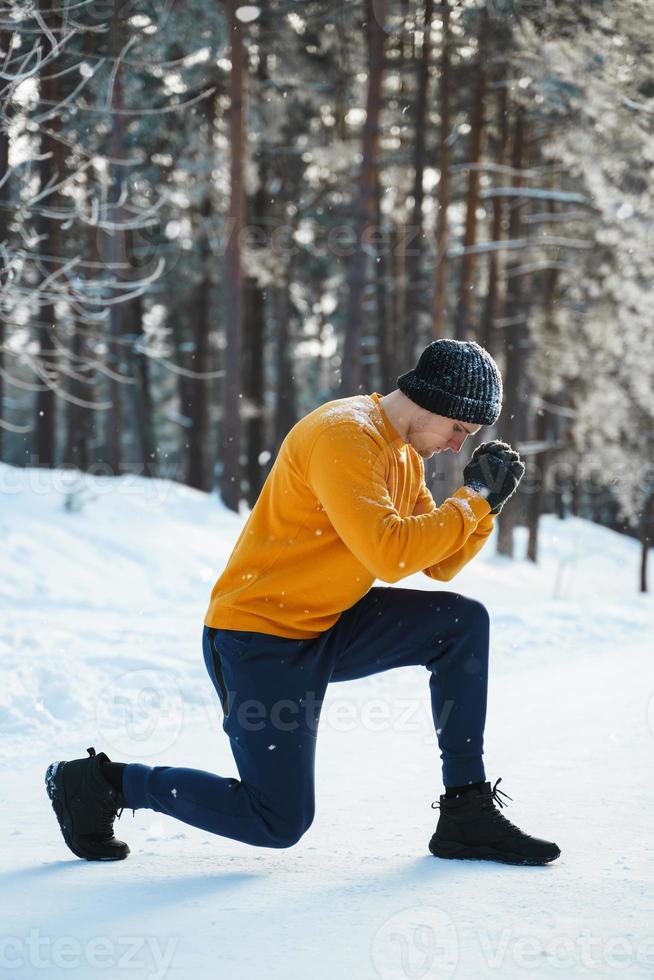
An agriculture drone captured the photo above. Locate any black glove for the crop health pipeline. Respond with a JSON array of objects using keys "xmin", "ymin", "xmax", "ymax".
[
  {"xmin": 463, "ymin": 442, "xmax": 525, "ymax": 515},
  {"xmin": 469, "ymin": 440, "xmax": 513, "ymax": 461}
]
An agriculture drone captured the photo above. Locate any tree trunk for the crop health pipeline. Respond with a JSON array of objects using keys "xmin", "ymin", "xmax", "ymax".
[
  {"xmin": 526, "ymin": 405, "xmax": 548, "ymax": 562},
  {"xmin": 170, "ymin": 300, "xmax": 192, "ymax": 468},
  {"xmin": 571, "ymin": 462, "xmax": 581, "ymax": 516},
  {"xmin": 526, "ymin": 266, "xmax": 560, "ymax": 562},
  {"xmin": 272, "ymin": 276, "xmax": 297, "ymax": 458},
  {"xmin": 106, "ymin": 3, "xmax": 128, "ymax": 478},
  {"xmin": 456, "ymin": 6, "xmax": 488, "ymax": 342},
  {"xmin": 397, "ymin": 0, "xmax": 410, "ymax": 98},
  {"xmin": 497, "ymin": 105, "xmax": 528, "ymax": 557},
  {"xmin": 480, "ymin": 81, "xmax": 509, "ymax": 358},
  {"xmin": 187, "ymin": 94, "xmax": 215, "ymax": 492},
  {"xmin": 340, "ymin": 0, "xmax": 386, "ymax": 395},
  {"xmin": 428, "ymin": 5, "xmax": 460, "ymax": 524},
  {"xmin": 392, "ymin": 220, "xmax": 408, "ymax": 375},
  {"xmin": 77, "ymin": 221, "xmax": 104, "ymax": 469},
  {"xmin": 0, "ymin": 32, "xmax": 8, "ymax": 460},
  {"xmin": 404, "ymin": 0, "xmax": 433, "ymax": 361},
  {"xmin": 244, "ymin": 273, "xmax": 265, "ymax": 507},
  {"xmin": 35, "ymin": 0, "xmax": 63, "ymax": 468},
  {"xmin": 62, "ymin": 321, "xmax": 91, "ymax": 470},
  {"xmin": 432, "ymin": 0, "xmax": 451, "ymax": 341},
  {"xmin": 375, "ymin": 170, "xmax": 393, "ymax": 393},
  {"xmin": 220, "ymin": 0, "xmax": 246, "ymax": 511},
  {"xmin": 243, "ymin": 14, "xmax": 272, "ymax": 506},
  {"xmin": 128, "ymin": 288, "xmax": 156, "ymax": 477},
  {"xmin": 639, "ymin": 489, "xmax": 654, "ymax": 593}
]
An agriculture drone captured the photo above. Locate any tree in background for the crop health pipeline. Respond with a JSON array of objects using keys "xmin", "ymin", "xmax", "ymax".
[{"xmin": 1, "ymin": 0, "xmax": 652, "ymax": 590}]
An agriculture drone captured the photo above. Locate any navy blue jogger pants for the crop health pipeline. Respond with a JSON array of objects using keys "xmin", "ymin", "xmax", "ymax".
[{"xmin": 122, "ymin": 587, "xmax": 490, "ymax": 848}]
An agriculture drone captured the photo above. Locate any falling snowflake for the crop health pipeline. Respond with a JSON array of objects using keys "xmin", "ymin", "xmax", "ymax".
[
  {"xmin": 268, "ymin": 744, "xmax": 276, "ymax": 751},
  {"xmin": 171, "ymin": 788, "xmax": 177, "ymax": 798}
]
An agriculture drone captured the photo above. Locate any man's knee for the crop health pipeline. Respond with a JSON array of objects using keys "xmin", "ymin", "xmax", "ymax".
[
  {"xmin": 465, "ymin": 597, "xmax": 490, "ymax": 632},
  {"xmin": 266, "ymin": 809, "xmax": 315, "ymax": 849},
  {"xmin": 425, "ymin": 595, "xmax": 490, "ymax": 670},
  {"xmin": 445, "ymin": 594, "xmax": 490, "ymax": 633}
]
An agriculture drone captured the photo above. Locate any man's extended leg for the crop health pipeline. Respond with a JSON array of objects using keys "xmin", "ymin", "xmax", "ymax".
[
  {"xmin": 45, "ymin": 627, "xmax": 335, "ymax": 858},
  {"xmin": 120, "ymin": 627, "xmax": 334, "ymax": 848}
]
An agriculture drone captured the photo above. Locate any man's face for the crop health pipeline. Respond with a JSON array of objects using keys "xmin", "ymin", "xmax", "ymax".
[{"xmin": 407, "ymin": 409, "xmax": 482, "ymax": 459}]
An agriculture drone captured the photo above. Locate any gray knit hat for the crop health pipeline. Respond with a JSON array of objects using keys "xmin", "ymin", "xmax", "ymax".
[{"xmin": 396, "ymin": 339, "xmax": 502, "ymax": 426}]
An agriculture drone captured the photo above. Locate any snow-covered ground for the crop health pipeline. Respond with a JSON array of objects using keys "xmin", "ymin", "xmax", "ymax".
[{"xmin": 1, "ymin": 462, "xmax": 653, "ymax": 979}]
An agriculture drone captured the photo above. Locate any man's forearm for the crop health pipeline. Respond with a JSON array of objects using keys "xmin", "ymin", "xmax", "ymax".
[{"xmin": 422, "ymin": 512, "xmax": 495, "ymax": 582}]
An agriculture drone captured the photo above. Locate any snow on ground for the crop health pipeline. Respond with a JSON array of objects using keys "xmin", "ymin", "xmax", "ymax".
[{"xmin": 1, "ymin": 462, "xmax": 653, "ymax": 979}]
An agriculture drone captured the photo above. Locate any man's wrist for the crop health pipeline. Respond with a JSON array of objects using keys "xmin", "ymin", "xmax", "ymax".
[
  {"xmin": 463, "ymin": 480, "xmax": 490, "ymax": 502},
  {"xmin": 460, "ymin": 483, "xmax": 494, "ymax": 517},
  {"xmin": 464, "ymin": 482, "xmax": 503, "ymax": 512}
]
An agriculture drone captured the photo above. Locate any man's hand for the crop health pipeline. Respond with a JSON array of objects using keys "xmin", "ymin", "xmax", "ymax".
[
  {"xmin": 463, "ymin": 441, "xmax": 525, "ymax": 515},
  {"xmin": 469, "ymin": 440, "xmax": 513, "ymax": 462}
]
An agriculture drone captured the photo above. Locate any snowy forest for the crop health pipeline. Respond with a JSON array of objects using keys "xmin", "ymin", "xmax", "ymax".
[
  {"xmin": 3, "ymin": 4, "xmax": 654, "ymax": 976},
  {"xmin": 1, "ymin": 0, "xmax": 654, "ymax": 588}
]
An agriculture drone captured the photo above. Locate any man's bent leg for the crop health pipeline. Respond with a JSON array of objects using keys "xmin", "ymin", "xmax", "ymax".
[
  {"xmin": 328, "ymin": 587, "xmax": 490, "ymax": 787},
  {"xmin": 122, "ymin": 627, "xmax": 331, "ymax": 848}
]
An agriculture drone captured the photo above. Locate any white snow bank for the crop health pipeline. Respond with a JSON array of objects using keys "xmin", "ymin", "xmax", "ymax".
[
  {"xmin": 1, "ymin": 463, "xmax": 650, "ymax": 757},
  {"xmin": 1, "ymin": 463, "xmax": 653, "ymax": 979}
]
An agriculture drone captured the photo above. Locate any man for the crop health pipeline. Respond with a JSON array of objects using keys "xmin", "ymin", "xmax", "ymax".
[{"xmin": 46, "ymin": 339, "xmax": 560, "ymax": 866}]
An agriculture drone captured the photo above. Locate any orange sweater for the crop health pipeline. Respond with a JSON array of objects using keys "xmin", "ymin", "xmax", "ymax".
[{"xmin": 204, "ymin": 391, "xmax": 495, "ymax": 639}]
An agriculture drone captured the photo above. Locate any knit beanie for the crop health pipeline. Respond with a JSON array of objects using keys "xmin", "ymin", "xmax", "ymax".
[{"xmin": 396, "ymin": 339, "xmax": 502, "ymax": 426}]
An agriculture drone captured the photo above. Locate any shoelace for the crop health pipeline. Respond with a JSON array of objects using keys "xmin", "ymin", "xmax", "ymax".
[
  {"xmin": 431, "ymin": 776, "xmax": 513, "ymax": 812},
  {"xmin": 98, "ymin": 795, "xmax": 123, "ymax": 837},
  {"xmin": 87, "ymin": 746, "xmax": 135, "ymax": 822},
  {"xmin": 432, "ymin": 778, "xmax": 526, "ymax": 836}
]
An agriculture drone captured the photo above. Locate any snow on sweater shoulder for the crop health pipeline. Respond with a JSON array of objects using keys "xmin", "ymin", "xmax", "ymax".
[{"xmin": 203, "ymin": 392, "xmax": 492, "ymax": 639}]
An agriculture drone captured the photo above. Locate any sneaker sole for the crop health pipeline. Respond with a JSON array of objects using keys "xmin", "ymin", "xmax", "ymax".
[
  {"xmin": 429, "ymin": 837, "xmax": 560, "ymax": 866},
  {"xmin": 45, "ymin": 761, "xmax": 129, "ymax": 862}
]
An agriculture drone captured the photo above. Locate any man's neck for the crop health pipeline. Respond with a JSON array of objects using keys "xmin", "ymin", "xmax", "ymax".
[{"xmin": 379, "ymin": 390, "xmax": 412, "ymax": 443}]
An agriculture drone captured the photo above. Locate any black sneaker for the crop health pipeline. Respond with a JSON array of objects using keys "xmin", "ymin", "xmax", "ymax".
[
  {"xmin": 45, "ymin": 746, "xmax": 132, "ymax": 861},
  {"xmin": 429, "ymin": 778, "xmax": 561, "ymax": 866}
]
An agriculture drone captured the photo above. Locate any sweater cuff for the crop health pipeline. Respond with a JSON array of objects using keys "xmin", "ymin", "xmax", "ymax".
[{"xmin": 451, "ymin": 484, "xmax": 493, "ymax": 521}]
